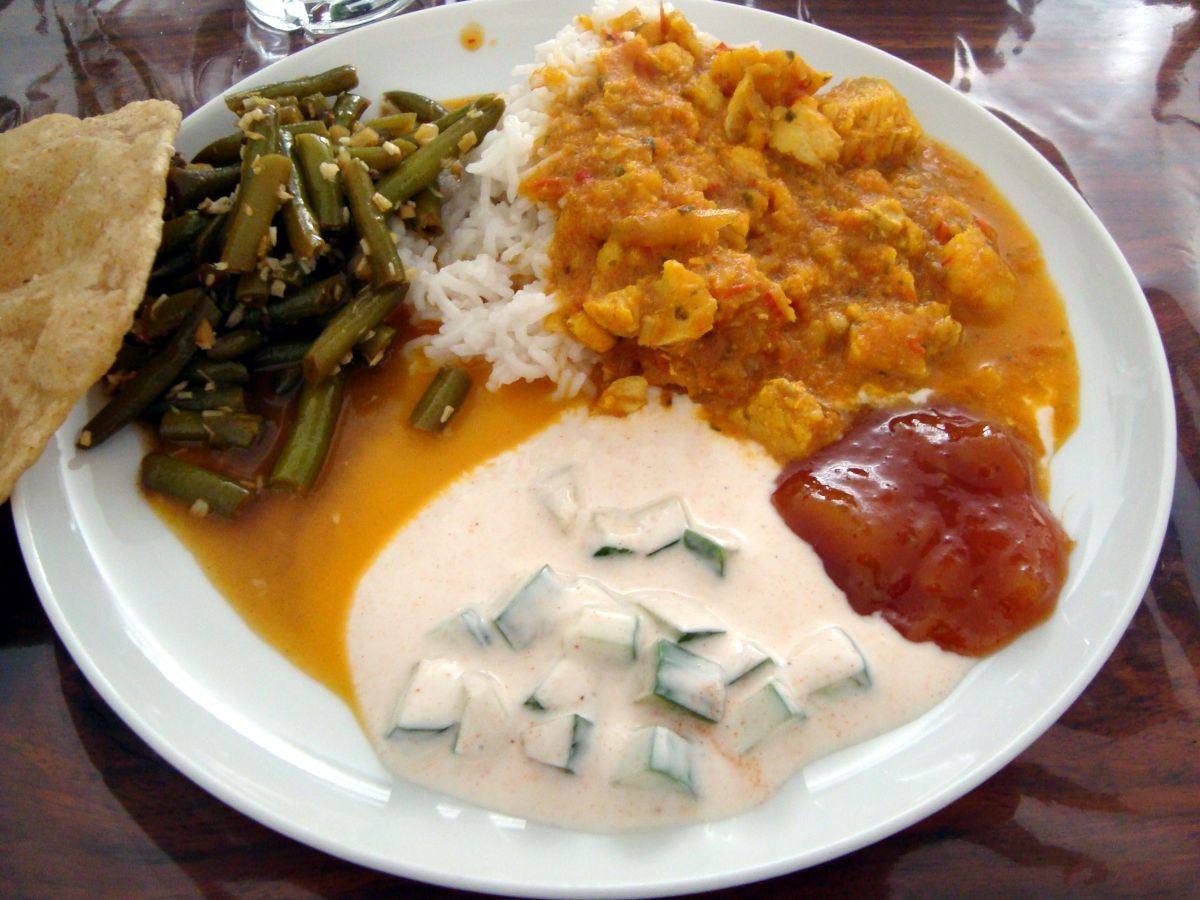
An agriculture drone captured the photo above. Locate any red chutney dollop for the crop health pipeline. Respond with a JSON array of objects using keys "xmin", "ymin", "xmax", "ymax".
[{"xmin": 771, "ymin": 407, "xmax": 1069, "ymax": 656}]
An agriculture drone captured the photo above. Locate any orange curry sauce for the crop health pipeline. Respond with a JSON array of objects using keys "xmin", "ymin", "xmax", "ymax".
[{"xmin": 523, "ymin": 9, "xmax": 1078, "ymax": 464}]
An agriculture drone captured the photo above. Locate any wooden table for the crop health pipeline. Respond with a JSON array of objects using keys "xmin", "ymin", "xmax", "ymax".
[{"xmin": 2, "ymin": 0, "xmax": 1197, "ymax": 895}]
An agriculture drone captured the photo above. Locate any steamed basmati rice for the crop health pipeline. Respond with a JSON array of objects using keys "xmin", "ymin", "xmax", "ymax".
[{"xmin": 396, "ymin": 1, "xmax": 668, "ymax": 397}]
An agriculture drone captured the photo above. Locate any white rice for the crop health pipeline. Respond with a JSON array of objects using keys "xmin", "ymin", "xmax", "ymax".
[{"xmin": 396, "ymin": 1, "xmax": 664, "ymax": 396}]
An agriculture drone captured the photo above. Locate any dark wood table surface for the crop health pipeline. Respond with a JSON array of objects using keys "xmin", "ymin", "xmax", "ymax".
[{"xmin": 3, "ymin": 0, "xmax": 1198, "ymax": 896}]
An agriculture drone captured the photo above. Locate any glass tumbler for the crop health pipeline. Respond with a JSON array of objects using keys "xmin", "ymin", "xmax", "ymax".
[{"xmin": 245, "ymin": 0, "xmax": 418, "ymax": 35}]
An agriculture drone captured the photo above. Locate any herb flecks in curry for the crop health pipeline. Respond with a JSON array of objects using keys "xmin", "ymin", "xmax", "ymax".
[{"xmin": 523, "ymin": 8, "xmax": 1078, "ymax": 464}]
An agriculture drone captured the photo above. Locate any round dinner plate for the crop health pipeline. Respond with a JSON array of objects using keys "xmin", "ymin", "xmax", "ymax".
[{"xmin": 13, "ymin": 0, "xmax": 1175, "ymax": 896}]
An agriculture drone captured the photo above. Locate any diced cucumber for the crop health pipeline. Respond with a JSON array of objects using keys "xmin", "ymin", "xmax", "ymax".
[
  {"xmin": 632, "ymin": 589, "xmax": 725, "ymax": 642},
  {"xmin": 535, "ymin": 465, "xmax": 581, "ymax": 532},
  {"xmin": 687, "ymin": 632, "xmax": 772, "ymax": 684},
  {"xmin": 561, "ymin": 578, "xmax": 617, "ymax": 608},
  {"xmin": 787, "ymin": 626, "xmax": 871, "ymax": 697},
  {"xmin": 727, "ymin": 677, "xmax": 805, "ymax": 754},
  {"xmin": 388, "ymin": 658, "xmax": 465, "ymax": 736},
  {"xmin": 525, "ymin": 657, "xmax": 594, "ymax": 710},
  {"xmin": 566, "ymin": 604, "xmax": 639, "ymax": 662},
  {"xmin": 494, "ymin": 565, "xmax": 565, "ymax": 650},
  {"xmin": 590, "ymin": 496, "xmax": 689, "ymax": 556},
  {"xmin": 523, "ymin": 713, "xmax": 594, "ymax": 774},
  {"xmin": 682, "ymin": 528, "xmax": 731, "ymax": 575},
  {"xmin": 459, "ymin": 609, "xmax": 494, "ymax": 646},
  {"xmin": 593, "ymin": 546, "xmax": 633, "ymax": 557},
  {"xmin": 652, "ymin": 638, "xmax": 725, "ymax": 722},
  {"xmin": 454, "ymin": 672, "xmax": 511, "ymax": 758},
  {"xmin": 428, "ymin": 607, "xmax": 494, "ymax": 650},
  {"xmin": 613, "ymin": 725, "xmax": 695, "ymax": 795}
]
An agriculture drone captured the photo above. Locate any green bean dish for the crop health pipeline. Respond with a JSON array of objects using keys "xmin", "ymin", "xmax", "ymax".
[{"xmin": 79, "ymin": 66, "xmax": 499, "ymax": 516}]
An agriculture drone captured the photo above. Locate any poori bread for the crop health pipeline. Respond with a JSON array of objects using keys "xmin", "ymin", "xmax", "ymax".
[{"xmin": 0, "ymin": 99, "xmax": 181, "ymax": 503}]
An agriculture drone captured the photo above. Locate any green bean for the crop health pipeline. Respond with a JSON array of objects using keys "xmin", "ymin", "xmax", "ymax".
[
  {"xmin": 279, "ymin": 130, "xmax": 326, "ymax": 261},
  {"xmin": 110, "ymin": 341, "xmax": 152, "ymax": 375},
  {"xmin": 276, "ymin": 102, "xmax": 304, "ymax": 125},
  {"xmin": 357, "ymin": 323, "xmax": 396, "ymax": 367},
  {"xmin": 206, "ymin": 328, "xmax": 264, "ymax": 361},
  {"xmin": 235, "ymin": 271, "xmax": 345, "ymax": 329},
  {"xmin": 141, "ymin": 453, "xmax": 254, "ymax": 518},
  {"xmin": 234, "ymin": 269, "xmax": 272, "ymax": 307},
  {"xmin": 365, "ymin": 112, "xmax": 418, "ymax": 139},
  {"xmin": 219, "ymin": 152, "xmax": 293, "ymax": 272},
  {"xmin": 267, "ymin": 272, "xmax": 348, "ymax": 324},
  {"xmin": 331, "ymin": 92, "xmax": 370, "ymax": 132},
  {"xmin": 79, "ymin": 298, "xmax": 219, "ymax": 449},
  {"xmin": 375, "ymin": 96, "xmax": 504, "ymax": 207},
  {"xmin": 294, "ymin": 132, "xmax": 345, "ymax": 230},
  {"xmin": 191, "ymin": 211, "xmax": 228, "ymax": 263},
  {"xmin": 409, "ymin": 366, "xmax": 472, "ymax": 431},
  {"xmin": 220, "ymin": 101, "xmax": 281, "ymax": 251},
  {"xmin": 298, "ymin": 92, "xmax": 331, "ymax": 122},
  {"xmin": 382, "ymin": 90, "xmax": 448, "ymax": 123},
  {"xmin": 135, "ymin": 286, "xmax": 207, "ymax": 342},
  {"xmin": 231, "ymin": 100, "xmax": 280, "ymax": 198},
  {"xmin": 303, "ymin": 284, "xmax": 405, "ymax": 383},
  {"xmin": 431, "ymin": 102, "xmax": 477, "ymax": 132},
  {"xmin": 345, "ymin": 144, "xmax": 410, "ymax": 173},
  {"xmin": 148, "ymin": 248, "xmax": 196, "ymax": 287},
  {"xmin": 251, "ymin": 340, "xmax": 312, "ymax": 372},
  {"xmin": 182, "ymin": 359, "xmax": 250, "ymax": 386},
  {"xmin": 414, "ymin": 187, "xmax": 443, "ymax": 236},
  {"xmin": 158, "ymin": 212, "xmax": 208, "ymax": 261},
  {"xmin": 269, "ymin": 370, "xmax": 346, "ymax": 493},
  {"xmin": 282, "ymin": 119, "xmax": 330, "ymax": 138},
  {"xmin": 157, "ymin": 385, "xmax": 247, "ymax": 413},
  {"xmin": 239, "ymin": 101, "xmax": 282, "ymax": 164},
  {"xmin": 158, "ymin": 409, "xmax": 263, "ymax": 449},
  {"xmin": 337, "ymin": 153, "xmax": 406, "ymax": 289},
  {"xmin": 191, "ymin": 131, "xmax": 242, "ymax": 167},
  {"xmin": 223, "ymin": 64, "xmax": 359, "ymax": 112},
  {"xmin": 168, "ymin": 164, "xmax": 240, "ymax": 211}
]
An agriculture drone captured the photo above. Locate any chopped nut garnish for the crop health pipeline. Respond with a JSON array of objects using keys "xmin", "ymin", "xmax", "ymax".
[
  {"xmin": 237, "ymin": 107, "xmax": 266, "ymax": 131},
  {"xmin": 194, "ymin": 318, "xmax": 216, "ymax": 350},
  {"xmin": 414, "ymin": 122, "xmax": 440, "ymax": 146},
  {"xmin": 200, "ymin": 195, "xmax": 234, "ymax": 215},
  {"xmin": 348, "ymin": 126, "xmax": 380, "ymax": 148}
]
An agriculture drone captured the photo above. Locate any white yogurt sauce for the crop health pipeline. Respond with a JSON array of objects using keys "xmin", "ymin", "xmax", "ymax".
[{"xmin": 346, "ymin": 398, "xmax": 973, "ymax": 831}]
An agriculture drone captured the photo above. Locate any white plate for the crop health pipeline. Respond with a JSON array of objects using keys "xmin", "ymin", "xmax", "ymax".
[{"xmin": 13, "ymin": 0, "xmax": 1175, "ymax": 896}]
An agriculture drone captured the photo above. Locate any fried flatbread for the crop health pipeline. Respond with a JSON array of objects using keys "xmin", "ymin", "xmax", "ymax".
[{"xmin": 0, "ymin": 99, "xmax": 181, "ymax": 503}]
